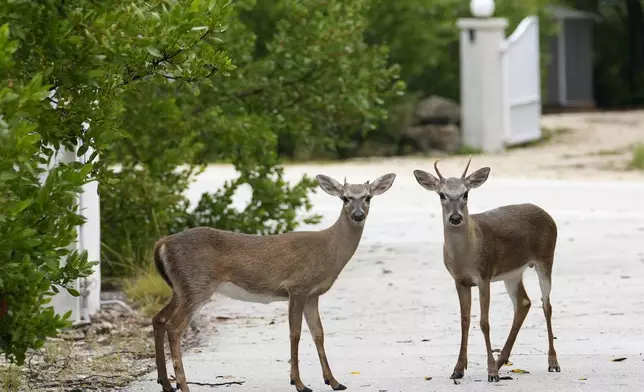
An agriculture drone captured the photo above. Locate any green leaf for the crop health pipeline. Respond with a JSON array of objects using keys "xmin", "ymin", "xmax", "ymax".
[
  {"xmin": 14, "ymin": 198, "xmax": 33, "ymax": 213},
  {"xmin": 0, "ymin": 170, "xmax": 18, "ymax": 182},
  {"xmin": 66, "ymin": 288, "xmax": 80, "ymax": 297},
  {"xmin": 146, "ymin": 46, "xmax": 163, "ymax": 58},
  {"xmin": 77, "ymin": 143, "xmax": 89, "ymax": 157},
  {"xmin": 45, "ymin": 258, "xmax": 59, "ymax": 271}
]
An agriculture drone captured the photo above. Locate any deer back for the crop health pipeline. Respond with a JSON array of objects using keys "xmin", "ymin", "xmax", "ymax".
[{"xmin": 469, "ymin": 203, "xmax": 557, "ymax": 280}]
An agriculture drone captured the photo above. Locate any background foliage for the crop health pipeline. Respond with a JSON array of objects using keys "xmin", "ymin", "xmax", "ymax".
[{"xmin": 101, "ymin": 0, "xmax": 403, "ymax": 277}]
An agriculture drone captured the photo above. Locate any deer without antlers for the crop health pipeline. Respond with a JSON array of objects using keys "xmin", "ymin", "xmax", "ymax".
[
  {"xmin": 413, "ymin": 158, "xmax": 560, "ymax": 382},
  {"xmin": 151, "ymin": 173, "xmax": 396, "ymax": 392}
]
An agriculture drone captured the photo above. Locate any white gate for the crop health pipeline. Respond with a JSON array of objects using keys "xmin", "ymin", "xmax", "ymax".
[{"xmin": 502, "ymin": 16, "xmax": 542, "ymax": 146}]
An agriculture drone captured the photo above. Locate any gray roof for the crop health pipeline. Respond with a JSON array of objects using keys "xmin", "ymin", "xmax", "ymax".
[{"xmin": 545, "ymin": 5, "xmax": 602, "ymax": 22}]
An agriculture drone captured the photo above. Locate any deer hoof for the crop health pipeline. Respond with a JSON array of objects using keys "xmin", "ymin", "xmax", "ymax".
[
  {"xmin": 324, "ymin": 379, "xmax": 347, "ymax": 390},
  {"xmin": 157, "ymin": 379, "xmax": 176, "ymax": 392},
  {"xmin": 548, "ymin": 365, "xmax": 561, "ymax": 372},
  {"xmin": 450, "ymin": 371, "xmax": 464, "ymax": 380},
  {"xmin": 488, "ymin": 375, "xmax": 500, "ymax": 382},
  {"xmin": 291, "ymin": 381, "xmax": 312, "ymax": 392}
]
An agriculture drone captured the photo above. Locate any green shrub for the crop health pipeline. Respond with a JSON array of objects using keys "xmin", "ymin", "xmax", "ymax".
[
  {"xmin": 0, "ymin": 24, "xmax": 96, "ymax": 365},
  {"xmin": 0, "ymin": 0, "xmax": 235, "ymax": 365},
  {"xmin": 100, "ymin": 0, "xmax": 403, "ymax": 277}
]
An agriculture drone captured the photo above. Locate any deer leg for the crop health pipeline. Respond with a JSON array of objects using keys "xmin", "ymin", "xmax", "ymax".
[
  {"xmin": 153, "ymin": 294, "xmax": 178, "ymax": 392},
  {"xmin": 303, "ymin": 296, "xmax": 346, "ymax": 391},
  {"xmin": 289, "ymin": 295, "xmax": 311, "ymax": 392},
  {"xmin": 451, "ymin": 282, "xmax": 471, "ymax": 380},
  {"xmin": 478, "ymin": 280, "xmax": 498, "ymax": 382},
  {"xmin": 495, "ymin": 278, "xmax": 531, "ymax": 369},
  {"xmin": 167, "ymin": 299, "xmax": 198, "ymax": 392},
  {"xmin": 536, "ymin": 264, "xmax": 560, "ymax": 372}
]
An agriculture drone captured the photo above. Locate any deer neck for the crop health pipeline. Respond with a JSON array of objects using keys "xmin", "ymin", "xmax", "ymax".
[
  {"xmin": 443, "ymin": 211, "xmax": 477, "ymax": 261},
  {"xmin": 326, "ymin": 209, "xmax": 365, "ymax": 267}
]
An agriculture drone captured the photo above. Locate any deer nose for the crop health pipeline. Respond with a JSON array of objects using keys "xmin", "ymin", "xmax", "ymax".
[
  {"xmin": 352, "ymin": 211, "xmax": 365, "ymax": 222},
  {"xmin": 448, "ymin": 213, "xmax": 463, "ymax": 226}
]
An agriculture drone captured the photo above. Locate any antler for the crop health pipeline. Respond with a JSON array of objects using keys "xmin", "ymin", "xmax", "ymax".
[
  {"xmin": 461, "ymin": 156, "xmax": 472, "ymax": 179},
  {"xmin": 344, "ymin": 177, "xmax": 347, "ymax": 186},
  {"xmin": 433, "ymin": 159, "xmax": 444, "ymax": 180}
]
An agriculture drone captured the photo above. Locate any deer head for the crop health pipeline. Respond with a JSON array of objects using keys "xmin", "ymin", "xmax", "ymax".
[
  {"xmin": 413, "ymin": 157, "xmax": 490, "ymax": 227},
  {"xmin": 316, "ymin": 173, "xmax": 396, "ymax": 224}
]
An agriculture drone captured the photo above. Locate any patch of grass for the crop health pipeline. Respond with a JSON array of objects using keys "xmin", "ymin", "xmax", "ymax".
[
  {"xmin": 632, "ymin": 143, "xmax": 644, "ymax": 170},
  {"xmin": 0, "ymin": 365, "xmax": 21, "ymax": 392},
  {"xmin": 543, "ymin": 126, "xmax": 570, "ymax": 139},
  {"xmin": 453, "ymin": 145, "xmax": 483, "ymax": 156},
  {"xmin": 593, "ymin": 148, "xmax": 625, "ymax": 156},
  {"xmin": 280, "ymin": 156, "xmax": 339, "ymax": 165},
  {"xmin": 122, "ymin": 263, "xmax": 173, "ymax": 317}
]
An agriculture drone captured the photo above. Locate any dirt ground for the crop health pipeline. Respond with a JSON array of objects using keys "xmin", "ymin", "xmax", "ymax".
[
  {"xmin": 288, "ymin": 110, "xmax": 644, "ymax": 181},
  {"xmin": 0, "ymin": 294, "xmax": 225, "ymax": 392},
  {"xmin": 495, "ymin": 110, "xmax": 644, "ymax": 179}
]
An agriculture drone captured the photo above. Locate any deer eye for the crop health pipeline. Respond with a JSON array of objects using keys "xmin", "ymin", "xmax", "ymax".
[
  {"xmin": 341, "ymin": 196, "xmax": 350, "ymax": 203},
  {"xmin": 365, "ymin": 195, "xmax": 372, "ymax": 202},
  {"xmin": 463, "ymin": 191, "xmax": 469, "ymax": 200},
  {"xmin": 439, "ymin": 193, "xmax": 446, "ymax": 200}
]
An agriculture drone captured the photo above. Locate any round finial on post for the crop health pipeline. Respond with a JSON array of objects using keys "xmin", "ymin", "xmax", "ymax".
[{"xmin": 470, "ymin": 0, "xmax": 495, "ymax": 18}]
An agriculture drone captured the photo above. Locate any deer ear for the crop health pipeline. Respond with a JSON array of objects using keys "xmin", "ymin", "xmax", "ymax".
[
  {"xmin": 370, "ymin": 173, "xmax": 396, "ymax": 196},
  {"xmin": 465, "ymin": 167, "xmax": 490, "ymax": 189},
  {"xmin": 413, "ymin": 169, "xmax": 439, "ymax": 191},
  {"xmin": 316, "ymin": 174, "xmax": 343, "ymax": 196}
]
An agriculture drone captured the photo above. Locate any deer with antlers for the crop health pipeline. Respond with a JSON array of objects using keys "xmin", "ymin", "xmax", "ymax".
[
  {"xmin": 413, "ymin": 158, "xmax": 560, "ymax": 382},
  {"xmin": 151, "ymin": 173, "xmax": 396, "ymax": 392}
]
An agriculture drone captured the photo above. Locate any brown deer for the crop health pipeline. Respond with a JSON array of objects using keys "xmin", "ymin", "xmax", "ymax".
[
  {"xmin": 151, "ymin": 173, "xmax": 396, "ymax": 392},
  {"xmin": 412, "ymin": 158, "xmax": 560, "ymax": 382}
]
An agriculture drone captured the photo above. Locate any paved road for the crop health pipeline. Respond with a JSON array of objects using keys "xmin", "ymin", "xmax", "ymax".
[{"xmin": 127, "ymin": 163, "xmax": 644, "ymax": 392}]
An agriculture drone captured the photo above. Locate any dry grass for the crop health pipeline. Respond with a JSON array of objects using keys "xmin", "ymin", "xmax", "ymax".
[
  {"xmin": 0, "ymin": 365, "xmax": 21, "ymax": 392},
  {"xmin": 122, "ymin": 263, "xmax": 173, "ymax": 317}
]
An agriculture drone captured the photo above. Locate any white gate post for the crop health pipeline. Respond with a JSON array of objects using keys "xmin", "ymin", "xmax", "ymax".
[
  {"xmin": 78, "ymin": 145, "xmax": 101, "ymax": 318},
  {"xmin": 45, "ymin": 93, "xmax": 102, "ymax": 324},
  {"xmin": 46, "ymin": 145, "xmax": 102, "ymax": 325},
  {"xmin": 458, "ymin": 0, "xmax": 508, "ymax": 153}
]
